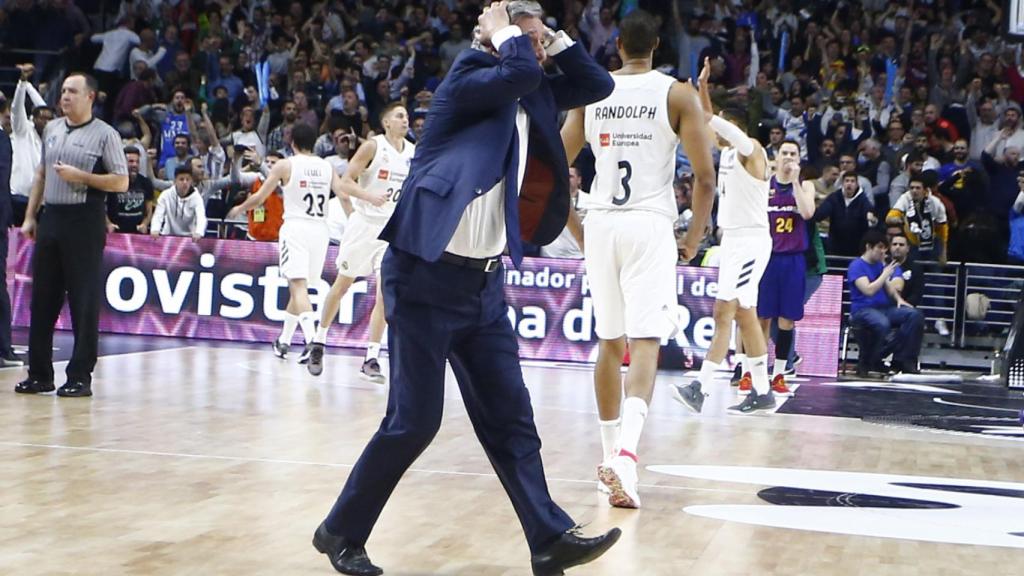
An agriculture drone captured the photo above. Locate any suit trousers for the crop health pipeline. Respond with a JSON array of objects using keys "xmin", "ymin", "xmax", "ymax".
[
  {"xmin": 0, "ymin": 225, "xmax": 12, "ymax": 355},
  {"xmin": 324, "ymin": 247, "xmax": 574, "ymax": 553},
  {"xmin": 28, "ymin": 199, "xmax": 107, "ymax": 384}
]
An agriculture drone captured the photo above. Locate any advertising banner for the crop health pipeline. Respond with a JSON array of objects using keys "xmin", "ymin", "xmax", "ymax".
[{"xmin": 8, "ymin": 231, "xmax": 841, "ymax": 376}]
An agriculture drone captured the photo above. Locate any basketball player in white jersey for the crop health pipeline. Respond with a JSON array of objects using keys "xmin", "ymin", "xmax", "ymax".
[
  {"xmin": 308, "ymin": 102, "xmax": 414, "ymax": 380},
  {"xmin": 561, "ymin": 9, "xmax": 716, "ymax": 509},
  {"xmin": 672, "ymin": 58, "xmax": 777, "ymax": 416},
  {"xmin": 228, "ymin": 123, "xmax": 341, "ymax": 362}
]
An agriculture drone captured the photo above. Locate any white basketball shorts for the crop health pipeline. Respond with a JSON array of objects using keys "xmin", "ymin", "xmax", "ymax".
[
  {"xmin": 715, "ymin": 228, "xmax": 772, "ymax": 308},
  {"xmin": 336, "ymin": 212, "xmax": 388, "ymax": 279},
  {"xmin": 584, "ymin": 210, "xmax": 679, "ymax": 340},
  {"xmin": 278, "ymin": 219, "xmax": 330, "ymax": 281}
]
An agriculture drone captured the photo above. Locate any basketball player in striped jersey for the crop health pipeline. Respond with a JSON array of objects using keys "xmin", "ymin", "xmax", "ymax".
[
  {"xmin": 561, "ymin": 9, "xmax": 716, "ymax": 509},
  {"xmin": 228, "ymin": 123, "xmax": 340, "ymax": 362},
  {"xmin": 738, "ymin": 140, "xmax": 815, "ymax": 397},
  {"xmin": 672, "ymin": 57, "xmax": 777, "ymax": 416},
  {"xmin": 308, "ymin": 102, "xmax": 415, "ymax": 380}
]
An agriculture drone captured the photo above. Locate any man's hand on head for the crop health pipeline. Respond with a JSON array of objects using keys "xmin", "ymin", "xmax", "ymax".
[{"xmin": 478, "ymin": 1, "xmax": 511, "ymax": 48}]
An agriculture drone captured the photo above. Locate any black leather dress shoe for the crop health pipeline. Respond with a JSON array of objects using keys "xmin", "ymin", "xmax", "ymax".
[
  {"xmin": 56, "ymin": 381, "xmax": 92, "ymax": 397},
  {"xmin": 531, "ymin": 526, "xmax": 621, "ymax": 576},
  {"xmin": 312, "ymin": 521, "xmax": 383, "ymax": 576},
  {"xmin": 14, "ymin": 378, "xmax": 55, "ymax": 394}
]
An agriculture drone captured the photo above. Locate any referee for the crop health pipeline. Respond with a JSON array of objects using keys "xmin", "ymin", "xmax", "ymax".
[{"xmin": 15, "ymin": 73, "xmax": 129, "ymax": 398}]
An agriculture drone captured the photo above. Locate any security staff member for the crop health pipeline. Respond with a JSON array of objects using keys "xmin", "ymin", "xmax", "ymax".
[{"xmin": 16, "ymin": 73, "xmax": 129, "ymax": 398}]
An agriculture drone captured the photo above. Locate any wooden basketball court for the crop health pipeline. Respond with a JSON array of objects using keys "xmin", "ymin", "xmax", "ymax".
[{"xmin": 1, "ymin": 340, "xmax": 1020, "ymax": 575}]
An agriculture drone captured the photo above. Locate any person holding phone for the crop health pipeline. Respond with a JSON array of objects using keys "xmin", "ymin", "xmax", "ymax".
[{"xmin": 847, "ymin": 228, "xmax": 924, "ymax": 377}]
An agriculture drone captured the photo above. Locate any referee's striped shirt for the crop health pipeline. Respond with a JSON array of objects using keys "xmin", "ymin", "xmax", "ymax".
[{"xmin": 41, "ymin": 117, "xmax": 128, "ymax": 205}]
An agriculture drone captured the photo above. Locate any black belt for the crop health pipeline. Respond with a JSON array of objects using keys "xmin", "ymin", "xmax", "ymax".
[{"xmin": 439, "ymin": 251, "xmax": 502, "ymax": 272}]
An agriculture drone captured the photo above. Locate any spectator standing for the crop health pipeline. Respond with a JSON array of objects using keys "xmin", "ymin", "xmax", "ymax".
[
  {"xmin": 814, "ymin": 172, "xmax": 878, "ymax": 257},
  {"xmin": 268, "ymin": 100, "xmax": 298, "ymax": 154},
  {"xmin": 137, "ymin": 91, "xmax": 199, "ymax": 172},
  {"xmin": 106, "ymin": 146, "xmax": 155, "ymax": 234},
  {"xmin": 10, "ymin": 65, "xmax": 53, "ymax": 226},
  {"xmin": 128, "ymin": 28, "xmax": 167, "ymax": 80},
  {"xmin": 0, "ymin": 100, "xmax": 22, "ymax": 366},
  {"xmin": 242, "ymin": 152, "xmax": 285, "ymax": 242},
  {"xmin": 151, "ymin": 165, "xmax": 207, "ymax": 239},
  {"xmin": 90, "ymin": 17, "xmax": 140, "ymax": 115},
  {"xmin": 966, "ymin": 84, "xmax": 999, "ymax": 162},
  {"xmin": 886, "ymin": 175, "xmax": 949, "ymax": 264}
]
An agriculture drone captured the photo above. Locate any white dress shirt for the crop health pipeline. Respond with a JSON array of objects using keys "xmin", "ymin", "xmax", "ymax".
[{"xmin": 445, "ymin": 26, "xmax": 575, "ymax": 259}]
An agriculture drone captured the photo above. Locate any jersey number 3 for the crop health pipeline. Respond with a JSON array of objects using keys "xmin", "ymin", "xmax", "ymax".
[
  {"xmin": 612, "ymin": 161, "xmax": 632, "ymax": 205},
  {"xmin": 304, "ymin": 193, "xmax": 326, "ymax": 217}
]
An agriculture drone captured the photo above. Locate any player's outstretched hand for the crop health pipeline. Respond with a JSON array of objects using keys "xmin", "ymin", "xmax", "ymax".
[{"xmin": 698, "ymin": 57, "xmax": 711, "ymax": 85}]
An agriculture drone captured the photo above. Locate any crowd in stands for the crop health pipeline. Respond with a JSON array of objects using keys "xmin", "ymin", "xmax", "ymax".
[{"xmin": 1, "ymin": 0, "xmax": 1024, "ymax": 265}]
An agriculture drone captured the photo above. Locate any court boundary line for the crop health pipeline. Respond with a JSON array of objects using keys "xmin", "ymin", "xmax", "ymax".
[{"xmin": 0, "ymin": 441, "xmax": 748, "ymax": 495}]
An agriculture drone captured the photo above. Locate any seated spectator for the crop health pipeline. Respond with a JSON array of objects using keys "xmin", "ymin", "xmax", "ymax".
[
  {"xmin": 847, "ymin": 229, "xmax": 924, "ymax": 377},
  {"xmin": 889, "ymin": 232, "xmax": 925, "ymax": 307},
  {"xmin": 886, "ymin": 174, "xmax": 949, "ymax": 264},
  {"xmin": 540, "ymin": 166, "xmax": 586, "ymax": 260},
  {"xmin": 151, "ymin": 165, "xmax": 207, "ymax": 240},
  {"xmin": 107, "ymin": 147, "xmax": 155, "ymax": 234},
  {"xmin": 814, "ymin": 172, "xmax": 877, "ymax": 257}
]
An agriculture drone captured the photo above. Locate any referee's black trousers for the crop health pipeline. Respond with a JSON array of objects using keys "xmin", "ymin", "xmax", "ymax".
[{"xmin": 28, "ymin": 200, "xmax": 106, "ymax": 385}]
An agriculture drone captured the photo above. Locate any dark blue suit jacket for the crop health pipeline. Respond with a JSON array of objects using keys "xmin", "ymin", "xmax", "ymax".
[
  {"xmin": 380, "ymin": 35, "xmax": 613, "ymax": 265},
  {"xmin": 0, "ymin": 129, "xmax": 12, "ymax": 229}
]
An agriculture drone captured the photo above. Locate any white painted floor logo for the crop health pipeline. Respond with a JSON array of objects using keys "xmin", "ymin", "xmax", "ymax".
[{"xmin": 649, "ymin": 465, "xmax": 1024, "ymax": 548}]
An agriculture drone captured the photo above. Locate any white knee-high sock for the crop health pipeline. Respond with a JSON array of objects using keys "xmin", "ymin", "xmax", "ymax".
[
  {"xmin": 298, "ymin": 312, "xmax": 318, "ymax": 344},
  {"xmin": 697, "ymin": 359, "xmax": 720, "ymax": 385},
  {"xmin": 314, "ymin": 324, "xmax": 329, "ymax": 344},
  {"xmin": 618, "ymin": 397, "xmax": 648, "ymax": 457},
  {"xmin": 773, "ymin": 358, "xmax": 787, "ymax": 378},
  {"xmin": 748, "ymin": 354, "xmax": 770, "ymax": 394},
  {"xmin": 279, "ymin": 313, "xmax": 299, "ymax": 344},
  {"xmin": 365, "ymin": 342, "xmax": 382, "ymax": 361},
  {"xmin": 599, "ymin": 418, "xmax": 620, "ymax": 461},
  {"xmin": 735, "ymin": 353, "xmax": 747, "ymax": 374}
]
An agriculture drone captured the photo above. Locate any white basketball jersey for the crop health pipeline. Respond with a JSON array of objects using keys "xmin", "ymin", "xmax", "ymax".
[
  {"xmin": 282, "ymin": 154, "xmax": 334, "ymax": 224},
  {"xmin": 584, "ymin": 71, "xmax": 678, "ymax": 220},
  {"xmin": 716, "ymin": 147, "xmax": 770, "ymax": 231},
  {"xmin": 356, "ymin": 134, "xmax": 415, "ymax": 223}
]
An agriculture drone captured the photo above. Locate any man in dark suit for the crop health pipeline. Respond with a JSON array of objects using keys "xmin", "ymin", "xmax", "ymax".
[
  {"xmin": 313, "ymin": 2, "xmax": 619, "ymax": 575},
  {"xmin": 0, "ymin": 100, "xmax": 21, "ymax": 367}
]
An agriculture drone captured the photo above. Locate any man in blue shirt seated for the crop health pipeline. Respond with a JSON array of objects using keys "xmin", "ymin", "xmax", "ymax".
[{"xmin": 847, "ymin": 228, "xmax": 925, "ymax": 377}]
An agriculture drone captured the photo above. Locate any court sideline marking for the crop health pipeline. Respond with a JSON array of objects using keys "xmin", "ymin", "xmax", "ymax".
[{"xmin": 0, "ymin": 440, "xmax": 748, "ymax": 495}]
